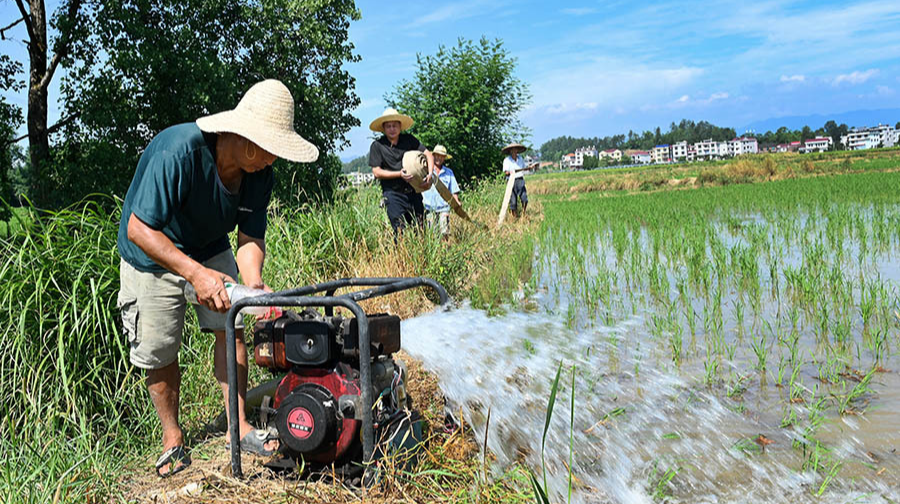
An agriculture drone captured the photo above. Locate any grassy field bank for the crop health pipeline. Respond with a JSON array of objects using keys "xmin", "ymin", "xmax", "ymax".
[{"xmin": 0, "ymin": 181, "xmax": 539, "ymax": 503}]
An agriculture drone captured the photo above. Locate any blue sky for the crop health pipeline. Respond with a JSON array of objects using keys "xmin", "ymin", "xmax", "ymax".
[
  {"xmin": 3, "ymin": 0, "xmax": 900, "ymax": 160},
  {"xmin": 343, "ymin": 0, "xmax": 900, "ymax": 159}
]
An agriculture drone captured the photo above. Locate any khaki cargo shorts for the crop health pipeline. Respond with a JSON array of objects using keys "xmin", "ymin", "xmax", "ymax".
[{"xmin": 117, "ymin": 249, "xmax": 244, "ymax": 370}]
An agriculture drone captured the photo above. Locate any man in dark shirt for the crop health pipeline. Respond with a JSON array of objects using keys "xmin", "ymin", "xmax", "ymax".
[{"xmin": 367, "ymin": 108, "xmax": 435, "ymax": 232}]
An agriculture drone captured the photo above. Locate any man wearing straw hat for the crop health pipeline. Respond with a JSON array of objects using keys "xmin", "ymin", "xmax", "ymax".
[
  {"xmin": 422, "ymin": 144, "xmax": 462, "ymax": 236},
  {"xmin": 502, "ymin": 142, "xmax": 532, "ymax": 217},
  {"xmin": 117, "ymin": 79, "xmax": 318, "ymax": 477},
  {"xmin": 368, "ymin": 108, "xmax": 435, "ymax": 233}
]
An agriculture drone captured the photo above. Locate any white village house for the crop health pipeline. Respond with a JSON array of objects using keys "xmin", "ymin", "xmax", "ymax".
[{"xmin": 803, "ymin": 137, "xmax": 832, "ymax": 153}]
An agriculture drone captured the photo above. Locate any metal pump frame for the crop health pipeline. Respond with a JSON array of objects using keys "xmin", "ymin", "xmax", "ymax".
[{"xmin": 224, "ymin": 277, "xmax": 450, "ymax": 478}]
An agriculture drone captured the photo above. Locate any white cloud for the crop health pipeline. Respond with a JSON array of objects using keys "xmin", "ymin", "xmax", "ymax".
[
  {"xmin": 561, "ymin": 8, "xmax": 598, "ymax": 15},
  {"xmin": 545, "ymin": 102, "xmax": 599, "ymax": 115},
  {"xmin": 528, "ymin": 58, "xmax": 703, "ymax": 113},
  {"xmin": 780, "ymin": 75, "xmax": 805, "ymax": 83},
  {"xmin": 832, "ymin": 69, "xmax": 880, "ymax": 85},
  {"xmin": 414, "ymin": 0, "xmax": 506, "ymax": 24},
  {"xmin": 706, "ymin": 92, "xmax": 729, "ymax": 101},
  {"xmin": 677, "ymin": 95, "xmax": 690, "ymax": 103},
  {"xmin": 876, "ymin": 85, "xmax": 895, "ymax": 96}
]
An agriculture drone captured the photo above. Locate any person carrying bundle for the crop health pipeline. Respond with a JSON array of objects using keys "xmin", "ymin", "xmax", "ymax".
[{"xmin": 367, "ymin": 108, "xmax": 435, "ymax": 233}]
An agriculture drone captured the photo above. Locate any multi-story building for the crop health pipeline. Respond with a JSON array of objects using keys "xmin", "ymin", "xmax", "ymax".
[
  {"xmin": 841, "ymin": 125, "xmax": 894, "ymax": 150},
  {"xmin": 652, "ymin": 145, "xmax": 671, "ymax": 163},
  {"xmin": 775, "ymin": 144, "xmax": 790, "ymax": 153},
  {"xmin": 728, "ymin": 137, "xmax": 759, "ymax": 156},
  {"xmin": 671, "ymin": 141, "xmax": 688, "ymax": 160},
  {"xmin": 574, "ymin": 146, "xmax": 597, "ymax": 167},
  {"xmin": 561, "ymin": 153, "xmax": 577, "ymax": 169},
  {"xmin": 629, "ymin": 151, "xmax": 651, "ymax": 164},
  {"xmin": 803, "ymin": 137, "xmax": 832, "ymax": 153},
  {"xmin": 344, "ymin": 171, "xmax": 375, "ymax": 187},
  {"xmin": 599, "ymin": 148, "xmax": 622, "ymax": 162},
  {"xmin": 693, "ymin": 139, "xmax": 720, "ymax": 160}
]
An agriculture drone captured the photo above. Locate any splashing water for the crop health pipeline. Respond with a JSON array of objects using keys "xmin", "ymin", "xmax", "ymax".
[{"xmin": 402, "ymin": 302, "xmax": 900, "ymax": 503}]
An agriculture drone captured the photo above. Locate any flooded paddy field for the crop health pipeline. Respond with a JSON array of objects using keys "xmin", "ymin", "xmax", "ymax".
[{"xmin": 404, "ymin": 171, "xmax": 900, "ymax": 503}]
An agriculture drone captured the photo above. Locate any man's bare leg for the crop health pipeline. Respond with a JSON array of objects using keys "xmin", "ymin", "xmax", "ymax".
[
  {"xmin": 147, "ymin": 360, "xmax": 185, "ymax": 475},
  {"xmin": 213, "ymin": 329, "xmax": 278, "ymax": 451}
]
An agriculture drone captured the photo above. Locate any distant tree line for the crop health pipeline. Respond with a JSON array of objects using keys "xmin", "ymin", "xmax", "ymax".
[
  {"xmin": 540, "ymin": 118, "xmax": 889, "ymax": 162},
  {"xmin": 341, "ymin": 155, "xmax": 371, "ymax": 174},
  {"xmin": 540, "ymin": 120, "xmax": 736, "ymax": 162}
]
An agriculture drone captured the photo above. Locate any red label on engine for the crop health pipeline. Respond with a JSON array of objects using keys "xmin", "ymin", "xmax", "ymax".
[{"xmin": 287, "ymin": 407, "xmax": 314, "ymax": 439}]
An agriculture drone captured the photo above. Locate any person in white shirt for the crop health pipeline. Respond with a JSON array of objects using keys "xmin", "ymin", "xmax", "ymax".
[{"xmin": 502, "ymin": 142, "xmax": 530, "ymax": 217}]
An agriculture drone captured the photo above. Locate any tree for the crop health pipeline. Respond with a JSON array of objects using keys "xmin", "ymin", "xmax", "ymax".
[
  {"xmin": 895, "ymin": 121, "xmax": 899, "ymax": 130},
  {"xmin": 2, "ymin": 0, "xmax": 86, "ymax": 206},
  {"xmin": 800, "ymin": 125, "xmax": 813, "ymax": 142},
  {"xmin": 583, "ymin": 154, "xmax": 599, "ymax": 169},
  {"xmin": 0, "ymin": 53, "xmax": 26, "ymax": 218},
  {"xmin": 4, "ymin": 0, "xmax": 361, "ymax": 208},
  {"xmin": 824, "ymin": 120, "xmax": 848, "ymax": 151},
  {"xmin": 386, "ymin": 37, "xmax": 530, "ymax": 185}
]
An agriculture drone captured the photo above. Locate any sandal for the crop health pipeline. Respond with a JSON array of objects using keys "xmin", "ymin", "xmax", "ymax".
[
  {"xmin": 155, "ymin": 445, "xmax": 191, "ymax": 478},
  {"xmin": 228, "ymin": 429, "xmax": 279, "ymax": 457}
]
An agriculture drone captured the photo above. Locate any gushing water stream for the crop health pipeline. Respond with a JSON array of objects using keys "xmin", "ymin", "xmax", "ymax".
[{"xmin": 403, "ymin": 303, "xmax": 900, "ymax": 503}]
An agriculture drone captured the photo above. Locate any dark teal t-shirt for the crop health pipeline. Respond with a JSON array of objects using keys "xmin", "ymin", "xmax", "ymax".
[{"xmin": 117, "ymin": 123, "xmax": 274, "ymax": 273}]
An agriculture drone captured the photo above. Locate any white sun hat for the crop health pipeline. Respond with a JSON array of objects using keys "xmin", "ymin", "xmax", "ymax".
[
  {"xmin": 432, "ymin": 144, "xmax": 452, "ymax": 160},
  {"xmin": 369, "ymin": 108, "xmax": 414, "ymax": 133},
  {"xmin": 196, "ymin": 79, "xmax": 319, "ymax": 163}
]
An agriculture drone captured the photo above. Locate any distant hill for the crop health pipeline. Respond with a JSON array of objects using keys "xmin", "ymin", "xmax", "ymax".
[
  {"xmin": 341, "ymin": 155, "xmax": 371, "ymax": 174},
  {"xmin": 742, "ymin": 108, "xmax": 900, "ymax": 135}
]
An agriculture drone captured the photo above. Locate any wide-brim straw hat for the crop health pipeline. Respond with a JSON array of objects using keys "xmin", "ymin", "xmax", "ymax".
[
  {"xmin": 502, "ymin": 142, "xmax": 527, "ymax": 154},
  {"xmin": 432, "ymin": 144, "xmax": 452, "ymax": 160},
  {"xmin": 369, "ymin": 108, "xmax": 414, "ymax": 133},
  {"xmin": 196, "ymin": 79, "xmax": 319, "ymax": 163}
]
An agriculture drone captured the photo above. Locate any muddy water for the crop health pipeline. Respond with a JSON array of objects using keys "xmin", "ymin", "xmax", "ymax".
[{"xmin": 401, "ymin": 213, "xmax": 900, "ymax": 503}]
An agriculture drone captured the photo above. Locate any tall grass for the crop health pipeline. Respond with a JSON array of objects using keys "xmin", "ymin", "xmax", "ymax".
[
  {"xmin": 0, "ymin": 180, "xmax": 537, "ymax": 502},
  {"xmin": 0, "ymin": 199, "xmax": 152, "ymax": 502}
]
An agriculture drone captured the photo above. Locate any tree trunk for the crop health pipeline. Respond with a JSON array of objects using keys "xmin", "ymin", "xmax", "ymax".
[{"xmin": 26, "ymin": 0, "xmax": 50, "ymax": 206}]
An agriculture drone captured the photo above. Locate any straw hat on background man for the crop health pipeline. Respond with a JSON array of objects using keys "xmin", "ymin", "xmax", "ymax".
[
  {"xmin": 196, "ymin": 79, "xmax": 318, "ymax": 163},
  {"xmin": 502, "ymin": 142, "xmax": 527, "ymax": 155},
  {"xmin": 369, "ymin": 108, "xmax": 414, "ymax": 133},
  {"xmin": 432, "ymin": 145, "xmax": 452, "ymax": 160}
]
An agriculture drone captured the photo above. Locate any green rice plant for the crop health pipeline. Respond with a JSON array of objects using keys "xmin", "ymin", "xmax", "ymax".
[
  {"xmin": 780, "ymin": 407, "xmax": 798, "ymax": 428},
  {"xmin": 703, "ymin": 358, "xmax": 719, "ymax": 387},
  {"xmin": 836, "ymin": 368, "xmax": 875, "ymax": 415},
  {"xmin": 647, "ymin": 458, "xmax": 681, "ymax": 501},
  {"xmin": 731, "ymin": 438, "xmax": 762, "ymax": 457},
  {"xmin": 749, "ymin": 333, "xmax": 768, "ymax": 371}
]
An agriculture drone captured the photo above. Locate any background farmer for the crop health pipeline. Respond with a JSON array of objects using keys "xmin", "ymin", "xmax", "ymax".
[
  {"xmin": 368, "ymin": 108, "xmax": 435, "ymax": 233},
  {"xmin": 422, "ymin": 144, "xmax": 461, "ymax": 236},
  {"xmin": 502, "ymin": 142, "xmax": 531, "ymax": 217},
  {"xmin": 117, "ymin": 80, "xmax": 318, "ymax": 477}
]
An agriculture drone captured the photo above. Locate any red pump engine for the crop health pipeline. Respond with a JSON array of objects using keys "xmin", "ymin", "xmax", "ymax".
[{"xmin": 252, "ymin": 308, "xmax": 418, "ymax": 474}]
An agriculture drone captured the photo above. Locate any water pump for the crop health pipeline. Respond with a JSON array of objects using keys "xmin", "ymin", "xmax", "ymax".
[{"xmin": 223, "ymin": 277, "xmax": 449, "ymax": 481}]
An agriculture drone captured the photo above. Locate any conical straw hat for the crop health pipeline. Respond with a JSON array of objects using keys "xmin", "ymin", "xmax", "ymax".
[
  {"xmin": 432, "ymin": 144, "xmax": 452, "ymax": 160},
  {"xmin": 501, "ymin": 142, "xmax": 527, "ymax": 154},
  {"xmin": 369, "ymin": 108, "xmax": 414, "ymax": 133},
  {"xmin": 196, "ymin": 79, "xmax": 319, "ymax": 163}
]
